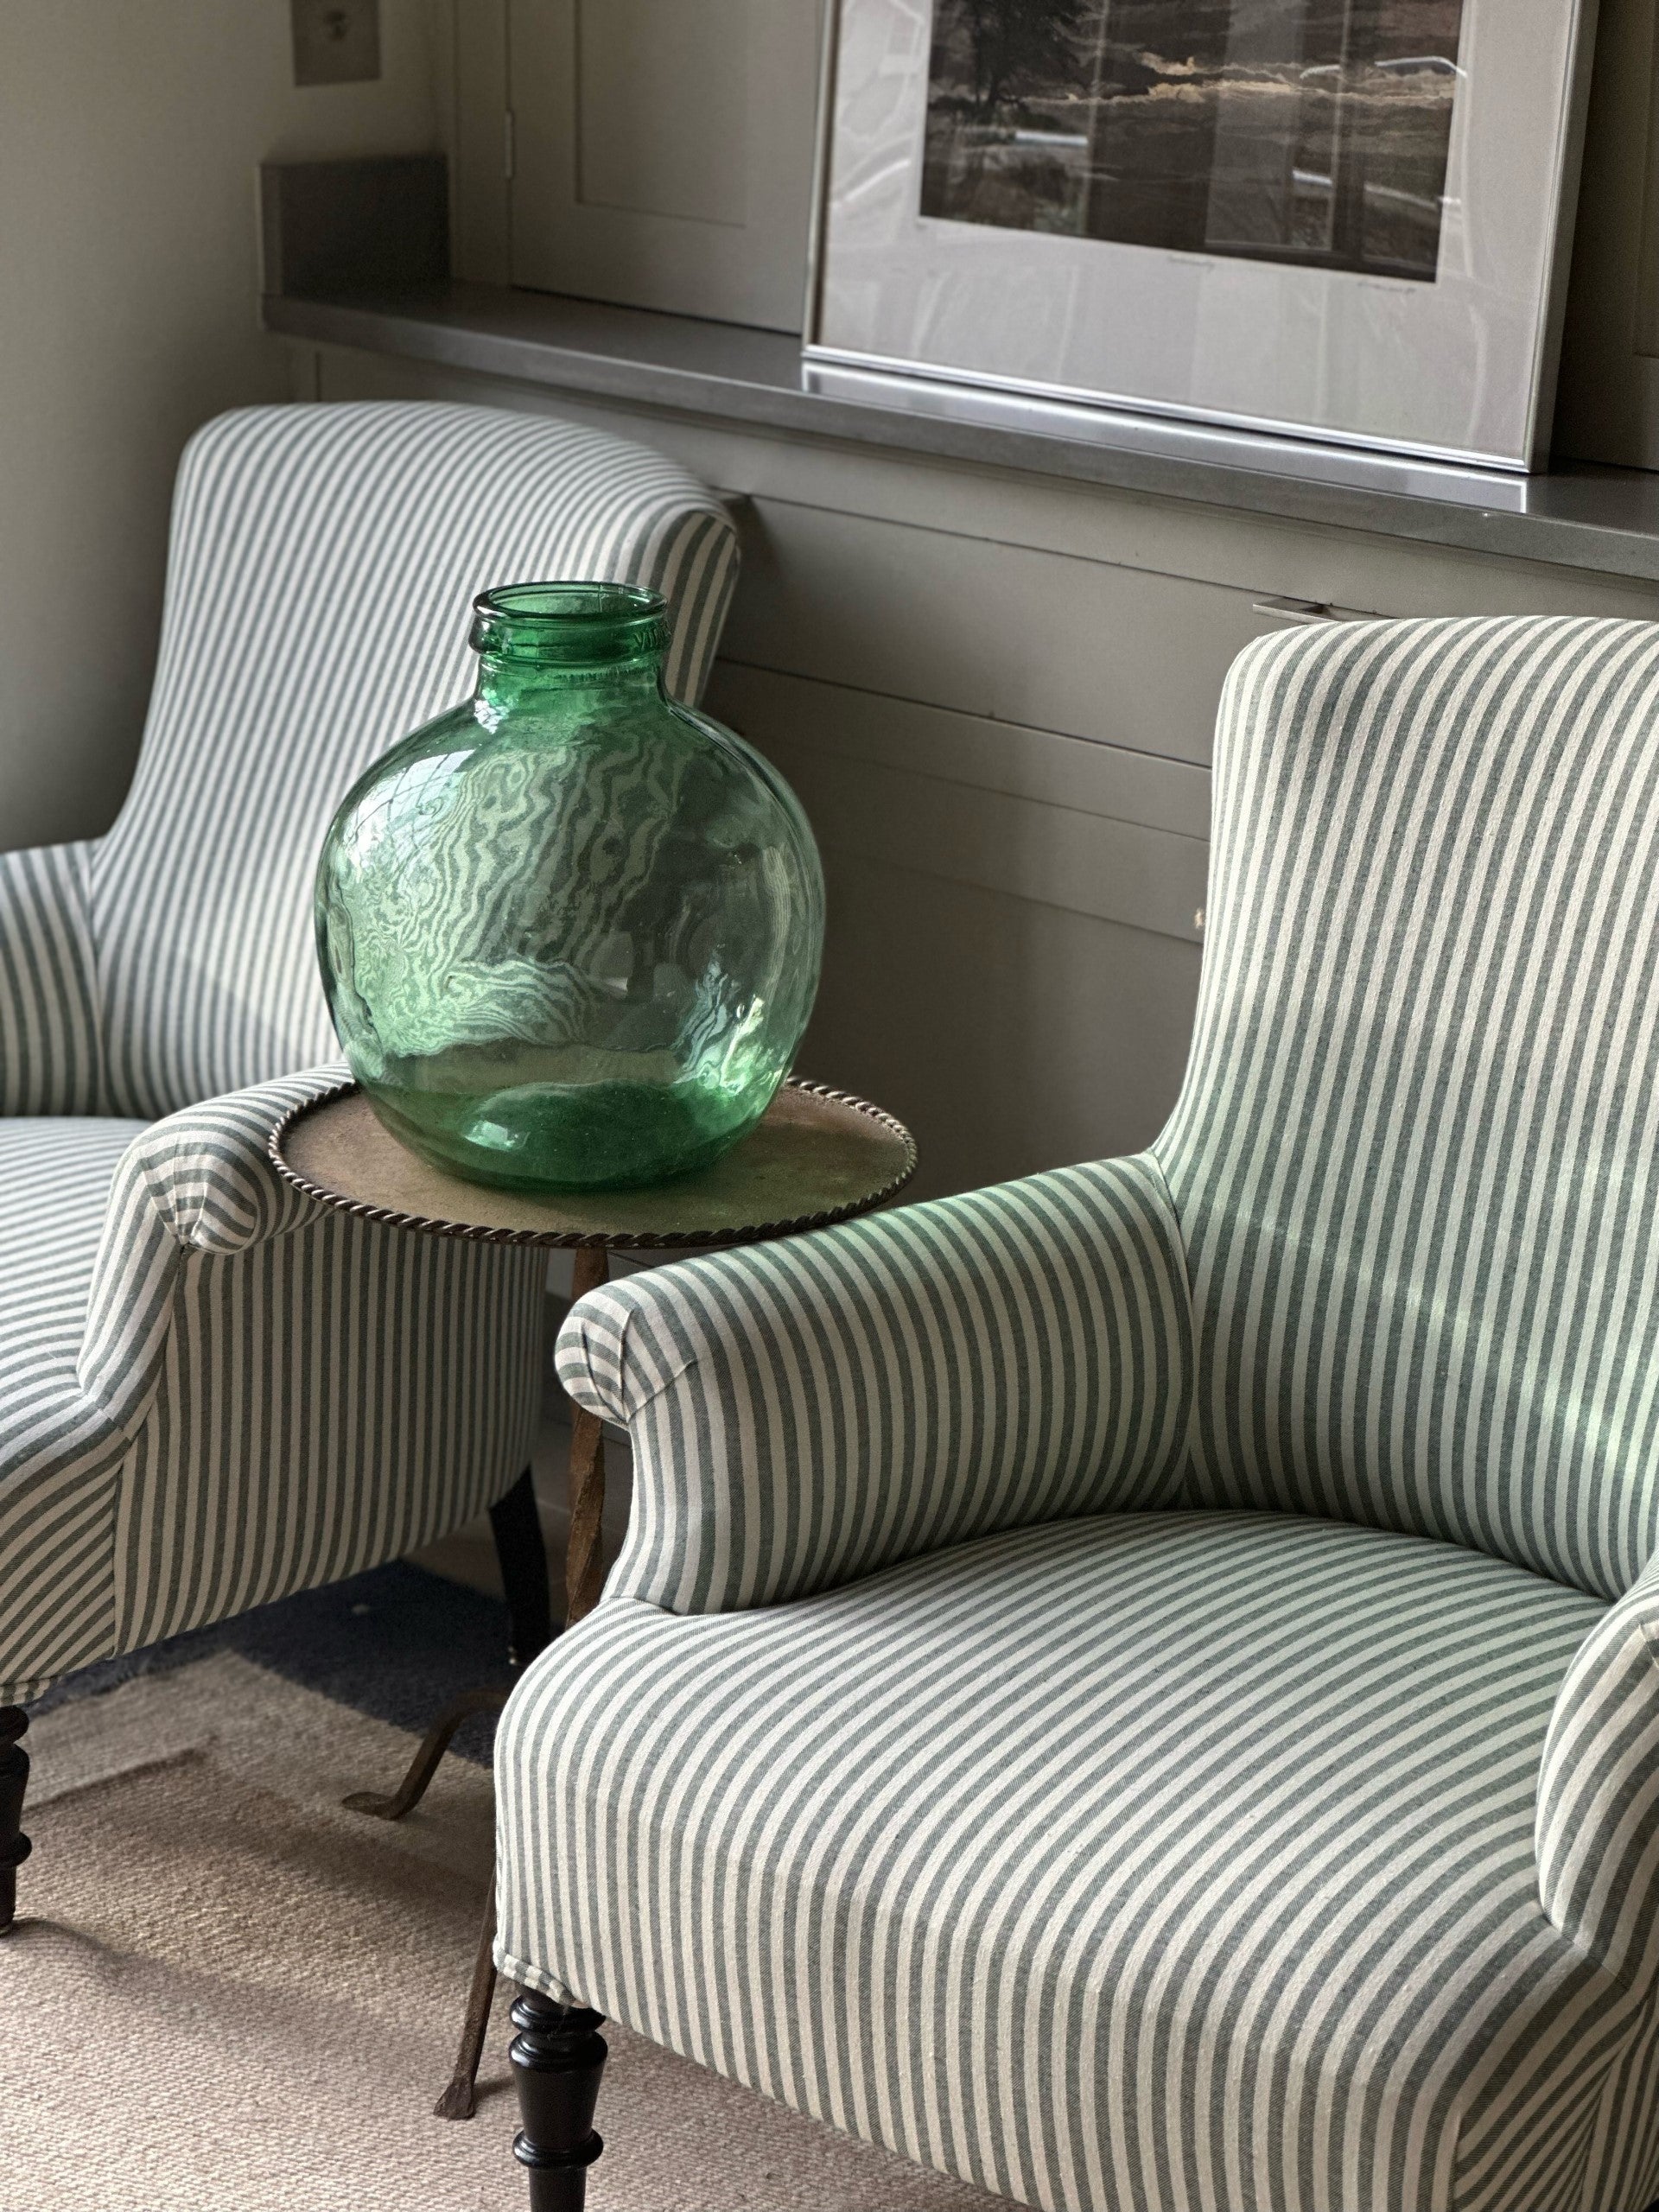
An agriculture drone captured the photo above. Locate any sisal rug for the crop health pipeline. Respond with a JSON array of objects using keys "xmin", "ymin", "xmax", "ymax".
[{"xmin": 4, "ymin": 1648, "xmax": 1007, "ymax": 2212}]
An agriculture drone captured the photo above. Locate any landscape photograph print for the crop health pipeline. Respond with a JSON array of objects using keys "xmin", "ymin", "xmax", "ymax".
[{"xmin": 921, "ymin": 0, "xmax": 1467, "ymax": 280}]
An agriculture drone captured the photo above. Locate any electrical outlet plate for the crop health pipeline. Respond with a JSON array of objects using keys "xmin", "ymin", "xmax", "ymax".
[{"xmin": 291, "ymin": 0, "xmax": 381, "ymax": 87}]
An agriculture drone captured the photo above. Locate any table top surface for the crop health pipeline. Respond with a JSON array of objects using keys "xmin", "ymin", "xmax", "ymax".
[{"xmin": 269, "ymin": 1078, "xmax": 916, "ymax": 1249}]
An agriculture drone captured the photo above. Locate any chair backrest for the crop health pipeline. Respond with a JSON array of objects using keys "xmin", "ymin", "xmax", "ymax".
[
  {"xmin": 1155, "ymin": 616, "xmax": 1659, "ymax": 1600},
  {"xmin": 91, "ymin": 401, "xmax": 738, "ymax": 1118}
]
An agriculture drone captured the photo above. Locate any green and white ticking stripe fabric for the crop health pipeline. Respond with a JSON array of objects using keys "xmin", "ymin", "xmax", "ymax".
[
  {"xmin": 500, "ymin": 617, "xmax": 1659, "ymax": 2212},
  {"xmin": 0, "ymin": 399, "xmax": 739, "ymax": 1704}
]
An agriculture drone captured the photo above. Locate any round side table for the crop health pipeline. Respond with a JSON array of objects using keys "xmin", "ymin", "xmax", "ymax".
[{"xmin": 269, "ymin": 1075, "xmax": 914, "ymax": 2115}]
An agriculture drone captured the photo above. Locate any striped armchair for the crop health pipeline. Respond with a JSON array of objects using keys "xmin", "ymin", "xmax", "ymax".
[
  {"xmin": 496, "ymin": 617, "xmax": 1659, "ymax": 2212},
  {"xmin": 0, "ymin": 400, "xmax": 736, "ymax": 1927}
]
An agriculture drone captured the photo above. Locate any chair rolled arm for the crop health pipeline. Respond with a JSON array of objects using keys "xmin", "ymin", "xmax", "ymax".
[
  {"xmin": 1537, "ymin": 1555, "xmax": 1659, "ymax": 1989},
  {"xmin": 556, "ymin": 1153, "xmax": 1192, "ymax": 1616},
  {"xmin": 75, "ymin": 1066, "xmax": 348, "ymax": 1427},
  {"xmin": 0, "ymin": 841, "xmax": 102, "ymax": 1115},
  {"xmin": 121, "ymin": 1066, "xmax": 347, "ymax": 1253}
]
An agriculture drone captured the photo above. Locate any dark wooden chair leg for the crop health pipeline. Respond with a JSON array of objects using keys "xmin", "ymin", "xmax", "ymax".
[
  {"xmin": 434, "ymin": 1883, "xmax": 500, "ymax": 2120},
  {"xmin": 342, "ymin": 1685, "xmax": 507, "ymax": 1821},
  {"xmin": 346, "ymin": 1465, "xmax": 549, "ymax": 2116},
  {"xmin": 0, "ymin": 1707, "xmax": 30, "ymax": 1935},
  {"xmin": 509, "ymin": 1987, "xmax": 607, "ymax": 2211},
  {"xmin": 488, "ymin": 1465, "xmax": 552, "ymax": 1670},
  {"xmin": 345, "ymin": 1464, "xmax": 546, "ymax": 1827}
]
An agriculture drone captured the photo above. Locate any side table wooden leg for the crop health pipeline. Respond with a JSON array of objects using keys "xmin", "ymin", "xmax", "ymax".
[{"xmin": 564, "ymin": 1249, "xmax": 609, "ymax": 1627}]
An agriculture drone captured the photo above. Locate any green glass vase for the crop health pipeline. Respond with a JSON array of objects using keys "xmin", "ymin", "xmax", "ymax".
[{"xmin": 315, "ymin": 582, "xmax": 824, "ymax": 1193}]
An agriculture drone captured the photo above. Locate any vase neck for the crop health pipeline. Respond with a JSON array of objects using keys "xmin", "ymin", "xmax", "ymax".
[
  {"xmin": 467, "ymin": 580, "xmax": 671, "ymax": 714},
  {"xmin": 474, "ymin": 655, "xmax": 664, "ymax": 714}
]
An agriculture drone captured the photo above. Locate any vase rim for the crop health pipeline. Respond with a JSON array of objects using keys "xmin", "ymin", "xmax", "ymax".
[{"xmin": 470, "ymin": 581, "xmax": 671, "ymax": 666}]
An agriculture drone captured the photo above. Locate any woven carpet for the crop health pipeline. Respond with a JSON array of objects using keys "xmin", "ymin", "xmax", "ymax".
[{"xmin": 6, "ymin": 1596, "xmax": 1005, "ymax": 2212}]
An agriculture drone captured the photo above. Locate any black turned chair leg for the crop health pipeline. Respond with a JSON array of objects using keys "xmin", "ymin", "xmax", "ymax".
[
  {"xmin": 489, "ymin": 1465, "xmax": 553, "ymax": 1671},
  {"xmin": 509, "ymin": 1988, "xmax": 607, "ymax": 2211},
  {"xmin": 0, "ymin": 1707, "xmax": 30, "ymax": 1935}
]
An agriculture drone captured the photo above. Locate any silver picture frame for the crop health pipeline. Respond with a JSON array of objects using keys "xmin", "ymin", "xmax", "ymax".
[{"xmin": 803, "ymin": 0, "xmax": 1602, "ymax": 472}]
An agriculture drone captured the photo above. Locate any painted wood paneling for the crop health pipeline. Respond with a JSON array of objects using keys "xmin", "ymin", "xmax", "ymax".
[
  {"xmin": 719, "ymin": 497, "xmax": 1273, "ymax": 764},
  {"xmin": 506, "ymin": 0, "xmax": 822, "ymax": 330},
  {"xmin": 706, "ymin": 662, "xmax": 1211, "ymax": 837},
  {"xmin": 798, "ymin": 847, "xmax": 1202, "ymax": 1201},
  {"xmin": 445, "ymin": 0, "xmax": 512, "ymax": 286},
  {"xmin": 702, "ymin": 664, "xmax": 1209, "ymax": 1192},
  {"xmin": 706, "ymin": 665, "xmax": 1210, "ymax": 943}
]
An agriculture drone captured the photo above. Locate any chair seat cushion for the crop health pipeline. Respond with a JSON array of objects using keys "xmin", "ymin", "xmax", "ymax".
[
  {"xmin": 0, "ymin": 1118, "xmax": 148, "ymax": 1458},
  {"xmin": 496, "ymin": 1510, "xmax": 1640, "ymax": 2212}
]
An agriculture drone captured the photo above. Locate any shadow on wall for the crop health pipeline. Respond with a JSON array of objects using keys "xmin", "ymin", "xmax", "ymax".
[{"xmin": 0, "ymin": 0, "xmax": 442, "ymax": 853}]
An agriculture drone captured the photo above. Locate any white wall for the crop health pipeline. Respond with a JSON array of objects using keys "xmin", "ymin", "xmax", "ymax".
[{"xmin": 0, "ymin": 0, "xmax": 441, "ymax": 852}]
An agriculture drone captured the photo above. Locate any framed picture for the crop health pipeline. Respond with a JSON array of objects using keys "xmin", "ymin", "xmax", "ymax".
[{"xmin": 804, "ymin": 0, "xmax": 1601, "ymax": 470}]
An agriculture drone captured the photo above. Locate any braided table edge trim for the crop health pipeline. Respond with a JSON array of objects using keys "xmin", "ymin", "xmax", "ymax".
[{"xmin": 265, "ymin": 1077, "xmax": 918, "ymax": 1250}]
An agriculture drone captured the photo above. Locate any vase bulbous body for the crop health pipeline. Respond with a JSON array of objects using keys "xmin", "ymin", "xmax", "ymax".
[{"xmin": 315, "ymin": 582, "xmax": 824, "ymax": 1193}]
